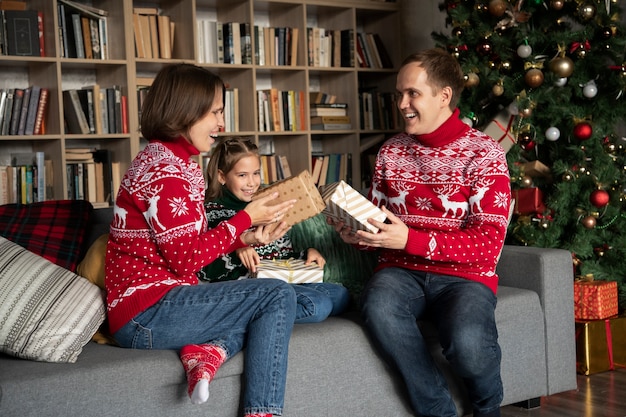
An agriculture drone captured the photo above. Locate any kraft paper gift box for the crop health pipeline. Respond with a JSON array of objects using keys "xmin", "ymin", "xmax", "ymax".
[
  {"xmin": 521, "ymin": 160, "xmax": 551, "ymax": 179},
  {"xmin": 254, "ymin": 258, "xmax": 323, "ymax": 284},
  {"xmin": 254, "ymin": 170, "xmax": 326, "ymax": 227},
  {"xmin": 575, "ymin": 315, "xmax": 626, "ymax": 375},
  {"xmin": 320, "ymin": 180, "xmax": 386, "ymax": 233},
  {"xmin": 481, "ymin": 109, "xmax": 516, "ymax": 153},
  {"xmin": 574, "ymin": 279, "xmax": 618, "ymax": 320}
]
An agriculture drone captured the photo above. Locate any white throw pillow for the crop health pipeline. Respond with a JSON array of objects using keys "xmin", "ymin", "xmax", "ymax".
[{"xmin": 0, "ymin": 236, "xmax": 106, "ymax": 363}]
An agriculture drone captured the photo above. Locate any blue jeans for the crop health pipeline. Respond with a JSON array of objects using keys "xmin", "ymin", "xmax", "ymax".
[
  {"xmin": 114, "ymin": 278, "xmax": 296, "ymax": 416},
  {"xmin": 361, "ymin": 268, "xmax": 502, "ymax": 417},
  {"xmin": 294, "ymin": 283, "xmax": 350, "ymax": 323}
]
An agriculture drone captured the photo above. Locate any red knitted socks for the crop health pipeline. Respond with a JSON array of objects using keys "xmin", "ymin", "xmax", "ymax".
[{"xmin": 180, "ymin": 344, "xmax": 227, "ymax": 404}]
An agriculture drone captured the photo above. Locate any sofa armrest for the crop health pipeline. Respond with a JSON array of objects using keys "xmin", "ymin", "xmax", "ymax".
[{"xmin": 496, "ymin": 245, "xmax": 577, "ymax": 395}]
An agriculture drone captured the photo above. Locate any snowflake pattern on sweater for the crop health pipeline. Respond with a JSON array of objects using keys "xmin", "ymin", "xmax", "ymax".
[
  {"xmin": 105, "ymin": 138, "xmax": 252, "ymax": 334},
  {"xmin": 370, "ymin": 118, "xmax": 510, "ymax": 293}
]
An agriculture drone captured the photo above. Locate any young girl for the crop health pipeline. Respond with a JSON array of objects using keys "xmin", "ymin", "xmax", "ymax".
[
  {"xmin": 200, "ymin": 137, "xmax": 350, "ymax": 323},
  {"xmin": 105, "ymin": 63, "xmax": 298, "ymax": 417}
]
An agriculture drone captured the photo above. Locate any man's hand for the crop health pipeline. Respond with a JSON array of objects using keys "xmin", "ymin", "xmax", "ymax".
[{"xmin": 354, "ymin": 206, "xmax": 409, "ymax": 250}]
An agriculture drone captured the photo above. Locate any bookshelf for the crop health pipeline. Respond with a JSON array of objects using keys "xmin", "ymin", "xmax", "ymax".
[{"xmin": 0, "ymin": 0, "xmax": 401, "ymax": 203}]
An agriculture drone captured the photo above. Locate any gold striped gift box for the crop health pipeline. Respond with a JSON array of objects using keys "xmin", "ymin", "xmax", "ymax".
[
  {"xmin": 254, "ymin": 258, "xmax": 323, "ymax": 284},
  {"xmin": 320, "ymin": 180, "xmax": 386, "ymax": 233}
]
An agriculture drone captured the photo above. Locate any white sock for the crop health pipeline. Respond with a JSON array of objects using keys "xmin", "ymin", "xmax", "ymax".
[{"xmin": 190, "ymin": 378, "xmax": 209, "ymax": 404}]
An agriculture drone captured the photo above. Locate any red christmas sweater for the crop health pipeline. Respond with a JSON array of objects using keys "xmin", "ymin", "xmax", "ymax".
[
  {"xmin": 105, "ymin": 137, "xmax": 251, "ymax": 334},
  {"xmin": 369, "ymin": 110, "xmax": 511, "ymax": 293}
]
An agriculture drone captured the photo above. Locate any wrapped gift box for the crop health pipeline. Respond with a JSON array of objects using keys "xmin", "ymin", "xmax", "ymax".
[
  {"xmin": 320, "ymin": 180, "xmax": 387, "ymax": 233},
  {"xmin": 521, "ymin": 160, "xmax": 551, "ymax": 179},
  {"xmin": 254, "ymin": 258, "xmax": 323, "ymax": 284},
  {"xmin": 513, "ymin": 187, "xmax": 546, "ymax": 215},
  {"xmin": 481, "ymin": 109, "xmax": 516, "ymax": 153},
  {"xmin": 575, "ymin": 315, "xmax": 626, "ymax": 375},
  {"xmin": 574, "ymin": 279, "xmax": 618, "ymax": 320},
  {"xmin": 254, "ymin": 170, "xmax": 326, "ymax": 227}
]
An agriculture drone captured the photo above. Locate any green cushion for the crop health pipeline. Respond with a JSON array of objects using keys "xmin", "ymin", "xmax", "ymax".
[{"xmin": 289, "ymin": 214, "xmax": 378, "ymax": 306}]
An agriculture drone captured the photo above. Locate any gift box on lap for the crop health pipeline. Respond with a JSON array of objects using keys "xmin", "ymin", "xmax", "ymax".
[
  {"xmin": 513, "ymin": 187, "xmax": 546, "ymax": 215},
  {"xmin": 254, "ymin": 258, "xmax": 323, "ymax": 284},
  {"xmin": 575, "ymin": 315, "xmax": 626, "ymax": 375},
  {"xmin": 254, "ymin": 170, "xmax": 326, "ymax": 227},
  {"xmin": 320, "ymin": 180, "xmax": 386, "ymax": 233},
  {"xmin": 574, "ymin": 279, "xmax": 618, "ymax": 320},
  {"xmin": 481, "ymin": 109, "xmax": 516, "ymax": 153}
]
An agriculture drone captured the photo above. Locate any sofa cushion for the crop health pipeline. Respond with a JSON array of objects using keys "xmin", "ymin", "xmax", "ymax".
[
  {"xmin": 0, "ymin": 236, "xmax": 106, "ymax": 363},
  {"xmin": 0, "ymin": 200, "xmax": 93, "ymax": 271}
]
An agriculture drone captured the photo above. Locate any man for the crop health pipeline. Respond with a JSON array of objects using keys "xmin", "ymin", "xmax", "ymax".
[{"xmin": 336, "ymin": 49, "xmax": 511, "ymax": 417}]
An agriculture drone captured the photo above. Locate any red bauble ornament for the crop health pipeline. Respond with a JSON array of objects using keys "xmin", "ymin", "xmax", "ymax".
[
  {"xmin": 590, "ymin": 189, "xmax": 609, "ymax": 208},
  {"xmin": 573, "ymin": 122, "xmax": 593, "ymax": 140}
]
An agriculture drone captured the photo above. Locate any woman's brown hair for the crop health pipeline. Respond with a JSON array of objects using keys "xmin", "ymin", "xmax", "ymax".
[
  {"xmin": 205, "ymin": 137, "xmax": 259, "ymax": 202},
  {"xmin": 140, "ymin": 63, "xmax": 225, "ymax": 142}
]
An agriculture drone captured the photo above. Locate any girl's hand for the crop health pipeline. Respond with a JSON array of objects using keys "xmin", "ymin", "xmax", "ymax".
[
  {"xmin": 236, "ymin": 247, "xmax": 261, "ymax": 272},
  {"xmin": 245, "ymin": 192, "xmax": 296, "ymax": 226},
  {"xmin": 305, "ymin": 248, "xmax": 325, "ymax": 268}
]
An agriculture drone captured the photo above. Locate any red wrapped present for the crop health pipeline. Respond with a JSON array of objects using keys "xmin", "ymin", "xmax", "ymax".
[
  {"xmin": 574, "ymin": 279, "xmax": 618, "ymax": 320},
  {"xmin": 575, "ymin": 315, "xmax": 626, "ymax": 375},
  {"xmin": 512, "ymin": 187, "xmax": 546, "ymax": 215}
]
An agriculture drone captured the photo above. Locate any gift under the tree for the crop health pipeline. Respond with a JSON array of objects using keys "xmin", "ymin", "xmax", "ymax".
[
  {"xmin": 575, "ymin": 315, "xmax": 626, "ymax": 375},
  {"xmin": 320, "ymin": 180, "xmax": 387, "ymax": 233},
  {"xmin": 512, "ymin": 187, "xmax": 546, "ymax": 215},
  {"xmin": 481, "ymin": 109, "xmax": 516, "ymax": 153},
  {"xmin": 574, "ymin": 278, "xmax": 618, "ymax": 320},
  {"xmin": 254, "ymin": 170, "xmax": 326, "ymax": 227},
  {"xmin": 521, "ymin": 160, "xmax": 551, "ymax": 179},
  {"xmin": 254, "ymin": 258, "xmax": 323, "ymax": 284}
]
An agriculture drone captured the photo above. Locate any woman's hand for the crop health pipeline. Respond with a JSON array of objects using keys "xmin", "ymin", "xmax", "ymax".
[
  {"xmin": 236, "ymin": 247, "xmax": 261, "ymax": 272},
  {"xmin": 244, "ymin": 192, "xmax": 296, "ymax": 226},
  {"xmin": 305, "ymin": 248, "xmax": 325, "ymax": 268},
  {"xmin": 328, "ymin": 216, "xmax": 361, "ymax": 245},
  {"xmin": 240, "ymin": 222, "xmax": 291, "ymax": 247}
]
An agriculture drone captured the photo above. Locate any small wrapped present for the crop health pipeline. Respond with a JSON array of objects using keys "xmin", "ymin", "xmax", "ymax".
[
  {"xmin": 254, "ymin": 258, "xmax": 323, "ymax": 284},
  {"xmin": 575, "ymin": 315, "xmax": 626, "ymax": 375},
  {"xmin": 320, "ymin": 180, "xmax": 387, "ymax": 233},
  {"xmin": 254, "ymin": 170, "xmax": 326, "ymax": 227},
  {"xmin": 512, "ymin": 187, "xmax": 546, "ymax": 215},
  {"xmin": 481, "ymin": 109, "xmax": 516, "ymax": 153},
  {"xmin": 521, "ymin": 160, "xmax": 551, "ymax": 179},
  {"xmin": 574, "ymin": 278, "xmax": 618, "ymax": 320}
]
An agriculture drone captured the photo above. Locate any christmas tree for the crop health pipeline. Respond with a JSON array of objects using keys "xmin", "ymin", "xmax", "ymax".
[{"xmin": 433, "ymin": 0, "xmax": 626, "ymax": 308}]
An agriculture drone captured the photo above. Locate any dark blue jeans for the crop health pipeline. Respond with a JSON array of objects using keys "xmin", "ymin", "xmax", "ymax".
[
  {"xmin": 114, "ymin": 278, "xmax": 296, "ymax": 415},
  {"xmin": 361, "ymin": 268, "xmax": 502, "ymax": 417}
]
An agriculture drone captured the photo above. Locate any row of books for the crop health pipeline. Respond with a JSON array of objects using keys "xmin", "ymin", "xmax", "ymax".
[
  {"xmin": 311, "ymin": 153, "xmax": 352, "ymax": 186},
  {"xmin": 0, "ymin": 7, "xmax": 43, "ymax": 57},
  {"xmin": 359, "ymin": 91, "xmax": 401, "ymax": 131},
  {"xmin": 132, "ymin": 7, "xmax": 174, "ymax": 59},
  {"xmin": 306, "ymin": 27, "xmax": 354, "ymax": 68},
  {"xmin": 197, "ymin": 21, "xmax": 298, "ymax": 66},
  {"xmin": 62, "ymin": 85, "xmax": 128, "ymax": 135},
  {"xmin": 260, "ymin": 154, "xmax": 292, "ymax": 185},
  {"xmin": 0, "ymin": 152, "xmax": 48, "ymax": 205},
  {"xmin": 57, "ymin": 0, "xmax": 109, "ymax": 59},
  {"xmin": 0, "ymin": 86, "xmax": 49, "ymax": 136},
  {"xmin": 64, "ymin": 148, "xmax": 120, "ymax": 207},
  {"xmin": 257, "ymin": 88, "xmax": 306, "ymax": 132},
  {"xmin": 355, "ymin": 32, "xmax": 393, "ymax": 69}
]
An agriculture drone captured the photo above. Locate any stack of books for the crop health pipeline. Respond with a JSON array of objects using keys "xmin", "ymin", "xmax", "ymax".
[
  {"xmin": 310, "ymin": 97, "xmax": 350, "ymax": 130},
  {"xmin": 132, "ymin": 6, "xmax": 174, "ymax": 59}
]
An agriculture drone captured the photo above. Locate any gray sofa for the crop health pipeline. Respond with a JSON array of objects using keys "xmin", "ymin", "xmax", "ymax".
[{"xmin": 0, "ymin": 207, "xmax": 577, "ymax": 417}]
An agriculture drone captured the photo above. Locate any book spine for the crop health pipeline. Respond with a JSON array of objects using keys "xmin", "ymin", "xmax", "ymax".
[
  {"xmin": 24, "ymin": 85, "xmax": 41, "ymax": 135},
  {"xmin": 16, "ymin": 87, "xmax": 31, "ymax": 135},
  {"xmin": 33, "ymin": 87, "xmax": 49, "ymax": 135}
]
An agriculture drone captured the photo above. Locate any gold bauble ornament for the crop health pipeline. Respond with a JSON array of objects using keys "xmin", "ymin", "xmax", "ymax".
[
  {"xmin": 465, "ymin": 72, "xmax": 480, "ymax": 88},
  {"xmin": 539, "ymin": 218, "xmax": 550, "ymax": 229},
  {"xmin": 488, "ymin": 0, "xmax": 507, "ymax": 17},
  {"xmin": 492, "ymin": 83, "xmax": 504, "ymax": 96},
  {"xmin": 550, "ymin": 0, "xmax": 564, "ymax": 10},
  {"xmin": 524, "ymin": 68, "xmax": 544, "ymax": 88},
  {"xmin": 577, "ymin": 3, "xmax": 596, "ymax": 20},
  {"xmin": 519, "ymin": 107, "xmax": 533, "ymax": 118},
  {"xmin": 582, "ymin": 215, "xmax": 596, "ymax": 229},
  {"xmin": 521, "ymin": 175, "xmax": 533, "ymax": 188},
  {"xmin": 549, "ymin": 56, "xmax": 575, "ymax": 78}
]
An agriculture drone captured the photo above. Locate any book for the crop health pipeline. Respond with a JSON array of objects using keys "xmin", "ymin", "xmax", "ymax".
[
  {"xmin": 8, "ymin": 88, "xmax": 23, "ymax": 135},
  {"xmin": 33, "ymin": 87, "xmax": 49, "ymax": 135},
  {"xmin": 80, "ymin": 16, "xmax": 92, "ymax": 59},
  {"xmin": 0, "ymin": 89, "xmax": 8, "ymax": 132},
  {"xmin": 62, "ymin": 89, "xmax": 90, "ymax": 134},
  {"xmin": 310, "ymin": 107, "xmax": 347, "ymax": 117},
  {"xmin": 0, "ymin": 1, "xmax": 27, "ymax": 11},
  {"xmin": 70, "ymin": 13, "xmax": 85, "ymax": 58},
  {"xmin": 132, "ymin": 13, "xmax": 145, "ymax": 58},
  {"xmin": 157, "ymin": 15, "xmax": 172, "ymax": 59},
  {"xmin": 75, "ymin": 88, "xmax": 95, "ymax": 133},
  {"xmin": 16, "ymin": 86, "xmax": 31, "ymax": 135},
  {"xmin": 1, "ymin": 89, "xmax": 14, "ymax": 135},
  {"xmin": 4, "ymin": 10, "xmax": 38, "ymax": 56},
  {"xmin": 24, "ymin": 85, "xmax": 41, "ymax": 135},
  {"xmin": 148, "ymin": 13, "xmax": 159, "ymax": 58}
]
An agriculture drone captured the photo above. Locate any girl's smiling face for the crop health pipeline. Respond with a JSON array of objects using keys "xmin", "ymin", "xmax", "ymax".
[{"xmin": 219, "ymin": 155, "xmax": 262, "ymax": 202}]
